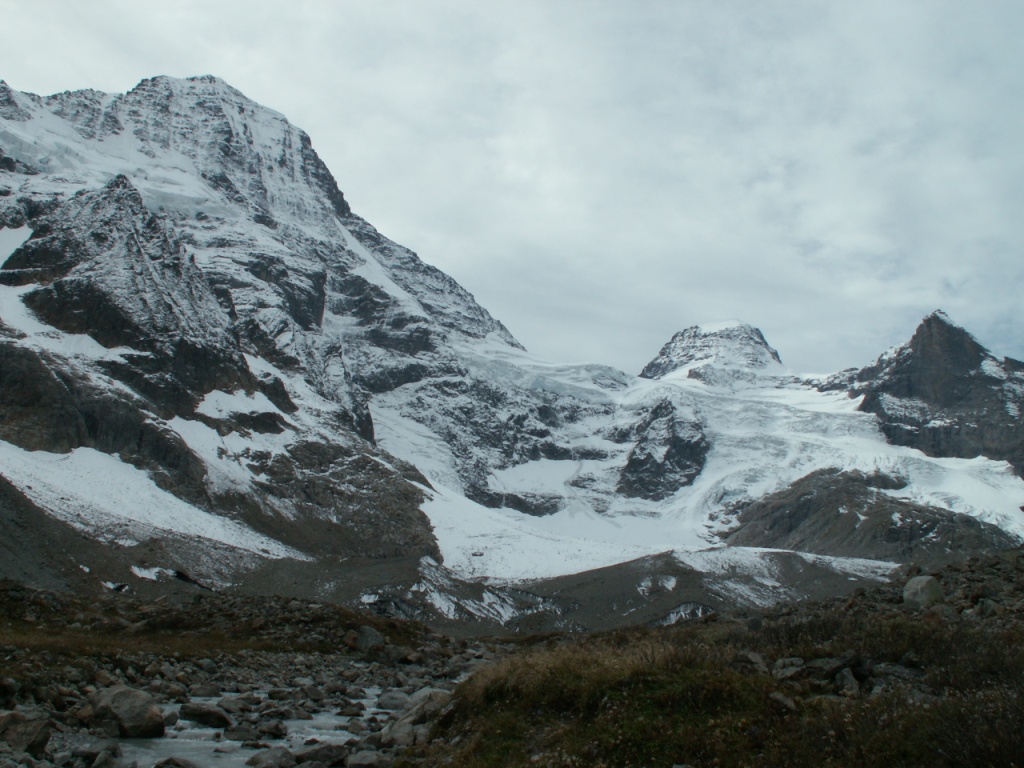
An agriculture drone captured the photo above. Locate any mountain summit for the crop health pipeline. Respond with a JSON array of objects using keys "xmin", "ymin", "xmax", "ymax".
[{"xmin": 639, "ymin": 322, "xmax": 784, "ymax": 389}]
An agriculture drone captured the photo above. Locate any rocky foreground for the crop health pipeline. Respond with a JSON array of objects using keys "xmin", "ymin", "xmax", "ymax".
[
  {"xmin": 3, "ymin": 547, "xmax": 1024, "ymax": 767},
  {"xmin": 0, "ymin": 584, "xmax": 512, "ymax": 767}
]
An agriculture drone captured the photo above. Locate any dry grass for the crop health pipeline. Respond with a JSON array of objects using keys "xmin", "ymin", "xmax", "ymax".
[{"xmin": 416, "ymin": 615, "xmax": 1024, "ymax": 768}]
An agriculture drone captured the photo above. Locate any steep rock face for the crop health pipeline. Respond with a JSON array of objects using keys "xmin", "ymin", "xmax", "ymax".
[
  {"xmin": 725, "ymin": 468, "xmax": 1018, "ymax": 563},
  {"xmin": 0, "ymin": 76, "xmax": 452, "ymax": 587},
  {"xmin": 2, "ymin": 175, "xmax": 253, "ymax": 412},
  {"xmin": 617, "ymin": 400, "xmax": 708, "ymax": 501},
  {"xmin": 827, "ymin": 312, "xmax": 1024, "ymax": 475}
]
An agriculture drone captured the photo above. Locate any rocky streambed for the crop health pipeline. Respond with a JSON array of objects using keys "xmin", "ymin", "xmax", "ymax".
[{"xmin": 0, "ymin": 583, "xmax": 511, "ymax": 767}]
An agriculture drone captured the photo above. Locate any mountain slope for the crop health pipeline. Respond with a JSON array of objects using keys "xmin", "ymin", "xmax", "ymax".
[{"xmin": 2, "ymin": 75, "xmax": 1022, "ymax": 633}]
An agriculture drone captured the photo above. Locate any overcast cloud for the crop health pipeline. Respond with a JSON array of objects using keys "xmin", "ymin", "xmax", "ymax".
[{"xmin": 2, "ymin": 0, "xmax": 1023, "ymax": 373}]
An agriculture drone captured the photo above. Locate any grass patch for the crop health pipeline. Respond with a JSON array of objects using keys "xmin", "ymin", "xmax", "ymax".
[{"xmin": 420, "ymin": 615, "xmax": 1024, "ymax": 768}]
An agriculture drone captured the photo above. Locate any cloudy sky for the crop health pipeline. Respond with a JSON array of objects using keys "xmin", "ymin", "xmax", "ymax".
[{"xmin": 3, "ymin": 1, "xmax": 1023, "ymax": 373}]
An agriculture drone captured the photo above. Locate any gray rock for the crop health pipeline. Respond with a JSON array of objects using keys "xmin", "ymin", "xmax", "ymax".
[
  {"xmin": 346, "ymin": 750, "xmax": 391, "ymax": 768},
  {"xmin": 903, "ymin": 575, "xmax": 943, "ymax": 610},
  {"xmin": 732, "ymin": 650, "xmax": 770, "ymax": 676},
  {"xmin": 224, "ymin": 724, "xmax": 261, "ymax": 742},
  {"xmin": 179, "ymin": 701, "xmax": 233, "ymax": 728},
  {"xmin": 189, "ymin": 683, "xmax": 221, "ymax": 698},
  {"xmin": 258, "ymin": 719, "xmax": 288, "ymax": 738},
  {"xmin": 355, "ymin": 627, "xmax": 387, "ymax": 652},
  {"xmin": 402, "ymin": 687, "xmax": 452, "ymax": 723},
  {"xmin": 0, "ymin": 681, "xmax": 17, "ymax": 709},
  {"xmin": 0, "ymin": 712, "xmax": 50, "ymax": 758},
  {"xmin": 836, "ymin": 667, "xmax": 860, "ymax": 697},
  {"xmin": 246, "ymin": 746, "xmax": 297, "ymax": 768},
  {"xmin": 771, "ymin": 657, "xmax": 805, "ymax": 681},
  {"xmin": 90, "ymin": 685, "xmax": 165, "ymax": 738},
  {"xmin": 768, "ymin": 691, "xmax": 797, "ymax": 713},
  {"xmin": 294, "ymin": 742, "xmax": 349, "ymax": 765},
  {"xmin": 376, "ymin": 691, "xmax": 409, "ymax": 710}
]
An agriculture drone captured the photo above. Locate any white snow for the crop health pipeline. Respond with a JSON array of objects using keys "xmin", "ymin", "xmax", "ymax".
[
  {"xmin": 405, "ymin": 367, "xmax": 1024, "ymax": 583},
  {"xmin": 131, "ymin": 565, "xmax": 175, "ymax": 581},
  {"xmin": 0, "ymin": 440, "xmax": 306, "ymax": 559},
  {"xmin": 195, "ymin": 389, "xmax": 280, "ymax": 419},
  {"xmin": 0, "ymin": 282, "xmax": 139, "ymax": 363},
  {"xmin": 0, "ymin": 226, "xmax": 31, "ymax": 260}
]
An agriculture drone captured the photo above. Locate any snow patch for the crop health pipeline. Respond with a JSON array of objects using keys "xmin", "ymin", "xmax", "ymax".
[
  {"xmin": 0, "ymin": 440, "xmax": 306, "ymax": 559},
  {"xmin": 0, "ymin": 225, "xmax": 31, "ymax": 260},
  {"xmin": 131, "ymin": 565, "xmax": 175, "ymax": 581}
]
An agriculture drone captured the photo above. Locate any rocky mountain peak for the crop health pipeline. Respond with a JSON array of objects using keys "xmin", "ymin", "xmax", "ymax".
[
  {"xmin": 852, "ymin": 310, "xmax": 993, "ymax": 405},
  {"xmin": 639, "ymin": 321, "xmax": 782, "ymax": 380},
  {"xmin": 828, "ymin": 309, "xmax": 1024, "ymax": 477}
]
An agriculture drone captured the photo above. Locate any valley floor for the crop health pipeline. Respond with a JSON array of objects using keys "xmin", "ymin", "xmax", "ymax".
[{"xmin": 2, "ymin": 547, "xmax": 1024, "ymax": 767}]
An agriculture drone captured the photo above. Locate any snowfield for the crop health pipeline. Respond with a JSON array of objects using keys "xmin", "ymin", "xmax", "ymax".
[{"xmin": 381, "ymin": 344, "xmax": 1024, "ymax": 583}]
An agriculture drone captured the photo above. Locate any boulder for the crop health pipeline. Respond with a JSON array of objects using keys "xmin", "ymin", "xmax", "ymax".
[
  {"xmin": 179, "ymin": 701, "xmax": 233, "ymax": 728},
  {"xmin": 903, "ymin": 575, "xmax": 943, "ymax": 610},
  {"xmin": 0, "ymin": 711, "xmax": 50, "ymax": 758},
  {"xmin": 376, "ymin": 690, "xmax": 409, "ymax": 710},
  {"xmin": 90, "ymin": 685, "xmax": 165, "ymax": 738},
  {"xmin": 294, "ymin": 742, "xmax": 349, "ymax": 765}
]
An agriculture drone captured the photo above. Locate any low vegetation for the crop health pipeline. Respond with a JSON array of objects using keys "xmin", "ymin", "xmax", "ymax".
[{"xmin": 416, "ymin": 552, "xmax": 1024, "ymax": 768}]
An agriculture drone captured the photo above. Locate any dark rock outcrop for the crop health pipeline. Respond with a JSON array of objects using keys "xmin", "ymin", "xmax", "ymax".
[
  {"xmin": 827, "ymin": 312, "xmax": 1024, "ymax": 476},
  {"xmin": 617, "ymin": 400, "xmax": 708, "ymax": 500},
  {"xmin": 2, "ymin": 175, "xmax": 254, "ymax": 409}
]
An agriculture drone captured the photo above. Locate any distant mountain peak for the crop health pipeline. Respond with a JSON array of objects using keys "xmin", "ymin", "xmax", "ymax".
[{"xmin": 639, "ymin": 322, "xmax": 782, "ymax": 380}]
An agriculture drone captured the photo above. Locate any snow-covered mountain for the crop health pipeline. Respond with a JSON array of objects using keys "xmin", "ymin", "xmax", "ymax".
[{"xmin": 2, "ymin": 75, "xmax": 1022, "ymax": 631}]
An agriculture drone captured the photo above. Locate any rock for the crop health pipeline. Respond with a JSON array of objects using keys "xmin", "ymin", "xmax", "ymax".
[
  {"xmin": 355, "ymin": 626, "xmax": 387, "ymax": 652},
  {"xmin": 299, "ymin": 685, "xmax": 325, "ymax": 702},
  {"xmin": 179, "ymin": 701, "xmax": 233, "ymax": 728},
  {"xmin": 768, "ymin": 691, "xmax": 797, "ymax": 713},
  {"xmin": 155, "ymin": 758, "xmax": 202, "ymax": 768},
  {"xmin": 258, "ymin": 719, "xmax": 288, "ymax": 738},
  {"xmin": 71, "ymin": 737, "xmax": 122, "ymax": 762},
  {"xmin": 347, "ymin": 750, "xmax": 391, "ymax": 767},
  {"xmin": 836, "ymin": 667, "xmax": 860, "ymax": 697},
  {"xmin": 89, "ymin": 685, "xmax": 165, "ymax": 738},
  {"xmin": 190, "ymin": 683, "xmax": 222, "ymax": 698},
  {"xmin": 376, "ymin": 691, "xmax": 409, "ymax": 711},
  {"xmin": 295, "ymin": 743, "xmax": 349, "ymax": 765},
  {"xmin": 804, "ymin": 656, "xmax": 849, "ymax": 680},
  {"xmin": 403, "ymin": 687, "xmax": 452, "ymax": 723},
  {"xmin": 219, "ymin": 694, "xmax": 259, "ymax": 713},
  {"xmin": 224, "ymin": 724, "xmax": 261, "ymax": 742},
  {"xmin": 0, "ymin": 712, "xmax": 50, "ymax": 758},
  {"xmin": 380, "ymin": 719, "xmax": 415, "ymax": 748},
  {"xmin": 903, "ymin": 575, "xmax": 943, "ymax": 610},
  {"xmin": 246, "ymin": 746, "xmax": 298, "ymax": 767},
  {"xmin": 731, "ymin": 650, "xmax": 770, "ymax": 676},
  {"xmin": 0, "ymin": 680, "xmax": 17, "ymax": 708},
  {"xmin": 771, "ymin": 657, "xmax": 805, "ymax": 681}
]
